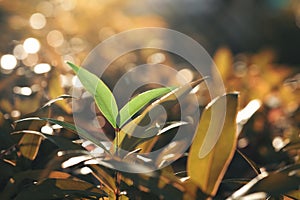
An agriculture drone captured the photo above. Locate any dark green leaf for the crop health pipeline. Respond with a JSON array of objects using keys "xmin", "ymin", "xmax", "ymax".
[
  {"xmin": 237, "ymin": 149, "xmax": 260, "ymax": 175},
  {"xmin": 15, "ymin": 117, "xmax": 110, "ymax": 154},
  {"xmin": 120, "ymin": 167, "xmax": 207, "ymax": 200},
  {"xmin": 15, "ymin": 179, "xmax": 106, "ymax": 200},
  {"xmin": 41, "ymin": 118, "xmax": 111, "ymax": 154},
  {"xmin": 228, "ymin": 166, "xmax": 300, "ymax": 199}
]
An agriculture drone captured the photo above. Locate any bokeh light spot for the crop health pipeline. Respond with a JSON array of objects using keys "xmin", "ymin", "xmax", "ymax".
[
  {"xmin": 34, "ymin": 63, "xmax": 51, "ymax": 74},
  {"xmin": 147, "ymin": 52, "xmax": 166, "ymax": 64},
  {"xmin": 37, "ymin": 1, "xmax": 54, "ymax": 17},
  {"xmin": 23, "ymin": 38, "xmax": 41, "ymax": 54},
  {"xmin": 13, "ymin": 45, "xmax": 28, "ymax": 60},
  {"xmin": 22, "ymin": 54, "xmax": 39, "ymax": 67},
  {"xmin": 272, "ymin": 136, "xmax": 284, "ymax": 151},
  {"xmin": 11, "ymin": 110, "xmax": 21, "ymax": 118},
  {"xmin": 1, "ymin": 54, "xmax": 17, "ymax": 70},
  {"xmin": 70, "ymin": 37, "xmax": 86, "ymax": 53},
  {"xmin": 60, "ymin": 0, "xmax": 77, "ymax": 11},
  {"xmin": 13, "ymin": 86, "xmax": 32, "ymax": 96},
  {"xmin": 176, "ymin": 68, "xmax": 193, "ymax": 84},
  {"xmin": 47, "ymin": 30, "xmax": 64, "ymax": 47},
  {"xmin": 238, "ymin": 138, "xmax": 249, "ymax": 148},
  {"xmin": 29, "ymin": 13, "xmax": 46, "ymax": 29}
]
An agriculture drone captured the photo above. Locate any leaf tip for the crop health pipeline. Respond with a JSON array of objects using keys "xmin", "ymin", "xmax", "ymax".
[{"xmin": 66, "ymin": 61, "xmax": 79, "ymax": 72}]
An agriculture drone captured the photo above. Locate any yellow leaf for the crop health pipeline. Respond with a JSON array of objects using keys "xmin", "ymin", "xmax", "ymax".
[
  {"xmin": 187, "ymin": 93, "xmax": 238, "ymax": 196},
  {"xmin": 89, "ymin": 164, "xmax": 116, "ymax": 194},
  {"xmin": 118, "ymin": 195, "xmax": 129, "ymax": 200},
  {"xmin": 55, "ymin": 179, "xmax": 103, "ymax": 194},
  {"xmin": 18, "ymin": 133, "xmax": 43, "ymax": 160},
  {"xmin": 48, "ymin": 171, "xmax": 71, "ymax": 179}
]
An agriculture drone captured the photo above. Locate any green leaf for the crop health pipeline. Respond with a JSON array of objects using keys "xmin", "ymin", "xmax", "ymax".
[
  {"xmin": 119, "ymin": 87, "xmax": 176, "ymax": 127},
  {"xmin": 115, "ymin": 78, "xmax": 207, "ymax": 152},
  {"xmin": 67, "ymin": 62, "xmax": 118, "ymax": 128},
  {"xmin": 120, "ymin": 167, "xmax": 207, "ymax": 200},
  {"xmin": 251, "ymin": 164, "xmax": 300, "ymax": 197},
  {"xmin": 187, "ymin": 93, "xmax": 239, "ymax": 196}
]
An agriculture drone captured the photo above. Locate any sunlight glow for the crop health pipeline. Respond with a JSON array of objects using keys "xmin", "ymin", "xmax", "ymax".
[
  {"xmin": 0, "ymin": 54, "xmax": 17, "ymax": 70},
  {"xmin": 23, "ymin": 38, "xmax": 40, "ymax": 54},
  {"xmin": 237, "ymin": 99, "xmax": 262, "ymax": 124},
  {"xmin": 62, "ymin": 155, "xmax": 92, "ymax": 169},
  {"xmin": 137, "ymin": 155, "xmax": 152, "ymax": 163},
  {"xmin": 238, "ymin": 192, "xmax": 267, "ymax": 200}
]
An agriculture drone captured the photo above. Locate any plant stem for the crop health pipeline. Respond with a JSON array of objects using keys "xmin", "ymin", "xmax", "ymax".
[{"xmin": 114, "ymin": 126, "xmax": 121, "ymax": 199}]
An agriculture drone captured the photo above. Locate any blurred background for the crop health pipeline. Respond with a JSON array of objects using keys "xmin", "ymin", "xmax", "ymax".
[{"xmin": 0, "ymin": 0, "xmax": 300, "ymax": 177}]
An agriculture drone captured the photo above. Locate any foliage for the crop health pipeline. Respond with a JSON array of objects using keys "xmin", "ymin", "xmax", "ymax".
[{"xmin": 0, "ymin": 62, "xmax": 299, "ymax": 200}]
